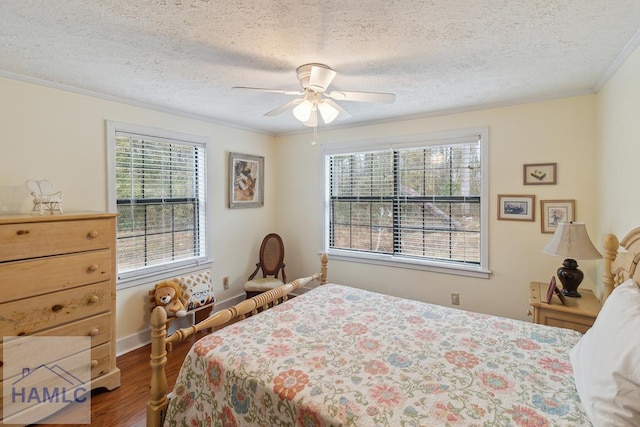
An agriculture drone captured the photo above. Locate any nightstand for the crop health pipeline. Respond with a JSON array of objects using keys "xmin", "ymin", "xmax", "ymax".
[{"xmin": 528, "ymin": 281, "xmax": 601, "ymax": 333}]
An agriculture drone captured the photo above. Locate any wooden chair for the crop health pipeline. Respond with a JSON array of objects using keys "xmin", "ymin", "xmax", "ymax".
[{"xmin": 244, "ymin": 233, "xmax": 286, "ymax": 299}]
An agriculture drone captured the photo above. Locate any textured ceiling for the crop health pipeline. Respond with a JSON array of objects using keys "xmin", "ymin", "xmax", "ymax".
[{"xmin": 1, "ymin": 1, "xmax": 639, "ymax": 134}]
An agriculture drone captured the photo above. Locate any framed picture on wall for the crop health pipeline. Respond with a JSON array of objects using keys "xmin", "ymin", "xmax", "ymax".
[
  {"xmin": 497, "ymin": 194, "xmax": 535, "ymax": 221},
  {"xmin": 229, "ymin": 152, "xmax": 264, "ymax": 208},
  {"xmin": 523, "ymin": 163, "xmax": 557, "ymax": 185},
  {"xmin": 540, "ymin": 199, "xmax": 575, "ymax": 233}
]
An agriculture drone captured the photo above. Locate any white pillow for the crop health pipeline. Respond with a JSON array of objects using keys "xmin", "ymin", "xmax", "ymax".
[{"xmin": 569, "ymin": 279, "xmax": 640, "ymax": 426}]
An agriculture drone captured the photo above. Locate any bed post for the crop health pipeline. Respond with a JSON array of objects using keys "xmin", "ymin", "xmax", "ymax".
[
  {"xmin": 147, "ymin": 306, "xmax": 169, "ymax": 427},
  {"xmin": 602, "ymin": 233, "xmax": 619, "ymax": 304},
  {"xmin": 320, "ymin": 253, "xmax": 328, "ymax": 285}
]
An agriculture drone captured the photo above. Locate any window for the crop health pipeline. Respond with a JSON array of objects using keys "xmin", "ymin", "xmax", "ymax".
[
  {"xmin": 324, "ymin": 128, "xmax": 489, "ymax": 278},
  {"xmin": 107, "ymin": 122, "xmax": 210, "ymax": 288}
]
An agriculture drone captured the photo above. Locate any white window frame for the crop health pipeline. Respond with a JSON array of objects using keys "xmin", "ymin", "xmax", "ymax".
[
  {"xmin": 106, "ymin": 121, "xmax": 212, "ymax": 289},
  {"xmin": 323, "ymin": 127, "xmax": 490, "ymax": 279}
]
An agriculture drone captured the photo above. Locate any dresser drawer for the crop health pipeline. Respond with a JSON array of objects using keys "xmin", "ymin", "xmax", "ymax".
[
  {"xmin": 90, "ymin": 342, "xmax": 112, "ymax": 379},
  {"xmin": 0, "ymin": 342, "xmax": 113, "ymax": 421},
  {"xmin": 0, "ymin": 219, "xmax": 112, "ymax": 262},
  {"xmin": 0, "ymin": 250, "xmax": 112, "ymax": 303},
  {"xmin": 34, "ymin": 312, "xmax": 111, "ymax": 346},
  {"xmin": 0, "ymin": 281, "xmax": 111, "ymax": 336},
  {"xmin": 0, "ymin": 313, "xmax": 112, "ymax": 379}
]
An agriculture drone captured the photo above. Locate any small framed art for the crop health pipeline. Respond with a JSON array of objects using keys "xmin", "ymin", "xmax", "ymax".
[
  {"xmin": 523, "ymin": 163, "xmax": 557, "ymax": 185},
  {"xmin": 497, "ymin": 194, "xmax": 535, "ymax": 221},
  {"xmin": 546, "ymin": 276, "xmax": 567, "ymax": 305},
  {"xmin": 546, "ymin": 276, "xmax": 557, "ymax": 304},
  {"xmin": 229, "ymin": 152, "xmax": 264, "ymax": 209},
  {"xmin": 540, "ymin": 199, "xmax": 575, "ymax": 233}
]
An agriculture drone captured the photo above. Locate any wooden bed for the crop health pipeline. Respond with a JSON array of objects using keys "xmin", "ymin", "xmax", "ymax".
[
  {"xmin": 147, "ymin": 253, "xmax": 329, "ymax": 426},
  {"xmin": 146, "ymin": 230, "xmax": 640, "ymax": 427}
]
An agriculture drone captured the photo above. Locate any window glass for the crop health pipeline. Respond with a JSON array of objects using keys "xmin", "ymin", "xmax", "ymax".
[
  {"xmin": 324, "ymin": 129, "xmax": 488, "ymax": 277},
  {"xmin": 107, "ymin": 122, "xmax": 209, "ymax": 287}
]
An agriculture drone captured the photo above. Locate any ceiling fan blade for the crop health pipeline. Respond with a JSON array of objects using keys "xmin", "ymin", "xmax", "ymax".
[
  {"xmin": 322, "ymin": 98, "xmax": 352, "ymax": 120},
  {"xmin": 233, "ymin": 86, "xmax": 304, "ymax": 96},
  {"xmin": 264, "ymin": 99, "xmax": 303, "ymax": 117},
  {"xmin": 327, "ymin": 90, "xmax": 396, "ymax": 104},
  {"xmin": 308, "ymin": 66, "xmax": 337, "ymax": 92}
]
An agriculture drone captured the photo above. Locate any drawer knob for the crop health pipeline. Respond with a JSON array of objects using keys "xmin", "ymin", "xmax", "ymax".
[
  {"xmin": 91, "ymin": 360, "xmax": 99, "ymax": 368},
  {"xmin": 87, "ymin": 231, "xmax": 99, "ymax": 239},
  {"xmin": 16, "ymin": 229, "xmax": 30, "ymax": 235},
  {"xmin": 88, "ymin": 264, "xmax": 99, "ymax": 272},
  {"xmin": 51, "ymin": 304, "xmax": 64, "ymax": 312},
  {"xmin": 88, "ymin": 295, "xmax": 99, "ymax": 304},
  {"xmin": 89, "ymin": 328, "xmax": 100, "ymax": 336}
]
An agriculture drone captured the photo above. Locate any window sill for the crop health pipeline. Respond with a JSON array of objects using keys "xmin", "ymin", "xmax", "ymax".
[
  {"xmin": 325, "ymin": 250, "xmax": 491, "ymax": 279},
  {"xmin": 116, "ymin": 259, "xmax": 214, "ymax": 290}
]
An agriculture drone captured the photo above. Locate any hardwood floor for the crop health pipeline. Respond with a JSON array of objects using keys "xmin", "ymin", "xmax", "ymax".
[{"xmin": 42, "ymin": 332, "xmax": 205, "ymax": 427}]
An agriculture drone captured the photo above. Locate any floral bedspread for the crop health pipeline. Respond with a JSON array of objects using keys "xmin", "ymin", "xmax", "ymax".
[{"xmin": 164, "ymin": 284, "xmax": 590, "ymax": 427}]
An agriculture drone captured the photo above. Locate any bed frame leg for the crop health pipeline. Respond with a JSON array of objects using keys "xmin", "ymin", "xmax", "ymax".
[{"xmin": 147, "ymin": 306, "xmax": 169, "ymax": 427}]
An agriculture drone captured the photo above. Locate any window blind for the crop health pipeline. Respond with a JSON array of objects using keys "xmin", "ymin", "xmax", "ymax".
[
  {"xmin": 328, "ymin": 139, "xmax": 481, "ymax": 266},
  {"xmin": 114, "ymin": 131, "xmax": 207, "ymax": 277}
]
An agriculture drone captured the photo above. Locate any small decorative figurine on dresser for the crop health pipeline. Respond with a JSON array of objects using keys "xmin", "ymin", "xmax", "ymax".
[{"xmin": 26, "ymin": 179, "xmax": 63, "ymax": 214}]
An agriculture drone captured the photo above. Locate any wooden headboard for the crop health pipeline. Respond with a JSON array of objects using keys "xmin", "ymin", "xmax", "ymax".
[{"xmin": 602, "ymin": 227, "xmax": 640, "ymax": 304}]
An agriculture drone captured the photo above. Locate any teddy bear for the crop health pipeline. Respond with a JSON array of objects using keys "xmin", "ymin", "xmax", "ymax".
[{"xmin": 154, "ymin": 278, "xmax": 187, "ymax": 318}]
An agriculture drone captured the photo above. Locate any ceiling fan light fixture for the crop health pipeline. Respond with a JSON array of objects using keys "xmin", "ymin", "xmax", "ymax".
[
  {"xmin": 318, "ymin": 100, "xmax": 339, "ymax": 124},
  {"xmin": 234, "ymin": 63, "xmax": 394, "ymax": 137},
  {"xmin": 303, "ymin": 107, "xmax": 318, "ymax": 127},
  {"xmin": 293, "ymin": 99, "xmax": 313, "ymax": 122}
]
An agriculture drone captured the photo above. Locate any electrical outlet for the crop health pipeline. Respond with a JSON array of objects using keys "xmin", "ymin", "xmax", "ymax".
[
  {"xmin": 223, "ymin": 276, "xmax": 230, "ymax": 290},
  {"xmin": 451, "ymin": 293, "xmax": 460, "ymax": 305}
]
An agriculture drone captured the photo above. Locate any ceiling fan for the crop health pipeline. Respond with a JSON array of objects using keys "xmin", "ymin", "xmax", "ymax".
[{"xmin": 233, "ymin": 63, "xmax": 396, "ymax": 127}]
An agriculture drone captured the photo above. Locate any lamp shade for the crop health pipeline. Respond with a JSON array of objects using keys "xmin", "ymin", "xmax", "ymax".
[
  {"xmin": 293, "ymin": 100, "xmax": 313, "ymax": 122},
  {"xmin": 541, "ymin": 222, "xmax": 602, "ymax": 260},
  {"xmin": 318, "ymin": 100, "xmax": 339, "ymax": 124},
  {"xmin": 302, "ymin": 107, "xmax": 318, "ymax": 127}
]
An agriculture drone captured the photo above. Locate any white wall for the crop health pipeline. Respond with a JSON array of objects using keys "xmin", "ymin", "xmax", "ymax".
[
  {"xmin": 0, "ymin": 76, "xmax": 277, "ymax": 353},
  {"xmin": 276, "ymin": 96, "xmax": 599, "ymax": 321},
  {"xmin": 0, "ymin": 70, "xmax": 617, "ymax": 350},
  {"xmin": 597, "ymin": 43, "xmax": 640, "ymax": 248}
]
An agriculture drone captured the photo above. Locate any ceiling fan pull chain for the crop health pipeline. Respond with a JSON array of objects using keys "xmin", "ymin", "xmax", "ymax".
[{"xmin": 312, "ymin": 125, "xmax": 319, "ymax": 145}]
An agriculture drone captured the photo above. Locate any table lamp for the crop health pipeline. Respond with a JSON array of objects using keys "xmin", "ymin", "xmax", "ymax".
[{"xmin": 541, "ymin": 222, "xmax": 602, "ymax": 297}]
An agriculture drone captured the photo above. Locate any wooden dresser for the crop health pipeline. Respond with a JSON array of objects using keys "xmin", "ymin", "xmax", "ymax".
[{"xmin": 0, "ymin": 213, "xmax": 120, "ymax": 392}]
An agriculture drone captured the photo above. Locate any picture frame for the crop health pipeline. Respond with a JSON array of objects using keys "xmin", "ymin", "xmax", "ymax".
[
  {"xmin": 546, "ymin": 276, "xmax": 557, "ymax": 304},
  {"xmin": 523, "ymin": 163, "xmax": 557, "ymax": 185},
  {"xmin": 556, "ymin": 286, "xmax": 567, "ymax": 305},
  {"xmin": 229, "ymin": 152, "xmax": 264, "ymax": 209},
  {"xmin": 547, "ymin": 276, "xmax": 567, "ymax": 305},
  {"xmin": 540, "ymin": 199, "xmax": 575, "ymax": 233},
  {"xmin": 497, "ymin": 194, "xmax": 535, "ymax": 221}
]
